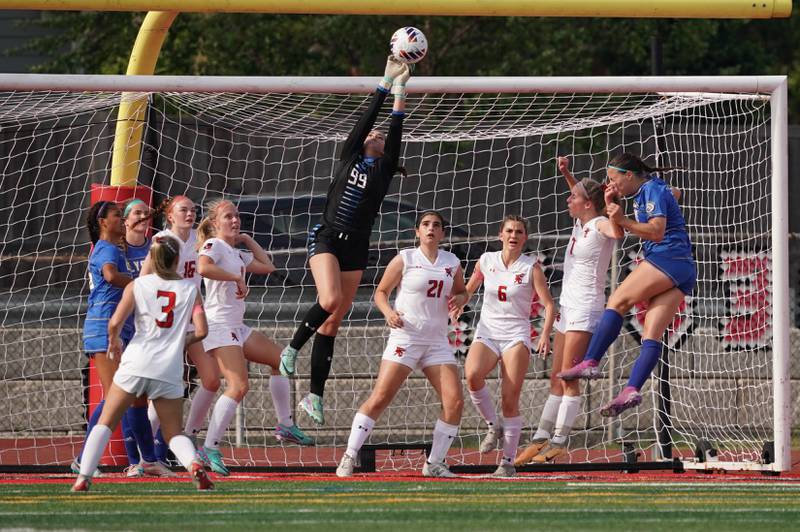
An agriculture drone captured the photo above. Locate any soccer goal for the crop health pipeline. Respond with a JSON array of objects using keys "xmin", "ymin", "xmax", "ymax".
[{"xmin": 0, "ymin": 74, "xmax": 789, "ymax": 473}]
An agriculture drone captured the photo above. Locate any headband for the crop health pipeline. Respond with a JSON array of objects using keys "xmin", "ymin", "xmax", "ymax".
[
  {"xmin": 123, "ymin": 198, "xmax": 147, "ymax": 218},
  {"xmin": 572, "ymin": 180, "xmax": 589, "ymax": 199},
  {"xmin": 154, "ymin": 236, "xmax": 178, "ymax": 255},
  {"xmin": 96, "ymin": 201, "xmax": 110, "ymax": 221},
  {"xmin": 607, "ymin": 165, "xmax": 630, "ymax": 173}
]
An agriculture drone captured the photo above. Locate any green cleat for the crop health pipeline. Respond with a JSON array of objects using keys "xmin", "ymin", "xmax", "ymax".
[
  {"xmin": 279, "ymin": 346, "xmax": 299, "ymax": 377},
  {"xmin": 298, "ymin": 393, "xmax": 325, "ymax": 425},
  {"xmin": 199, "ymin": 446, "xmax": 230, "ymax": 477},
  {"xmin": 274, "ymin": 423, "xmax": 314, "ymax": 446}
]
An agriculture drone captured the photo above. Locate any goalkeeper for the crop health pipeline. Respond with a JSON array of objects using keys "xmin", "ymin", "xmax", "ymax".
[{"xmin": 279, "ymin": 56, "xmax": 411, "ymax": 426}]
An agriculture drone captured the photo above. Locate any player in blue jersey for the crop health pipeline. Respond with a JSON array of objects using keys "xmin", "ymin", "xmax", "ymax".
[
  {"xmin": 559, "ymin": 153, "xmax": 695, "ymax": 417},
  {"xmin": 278, "ymin": 56, "xmax": 412, "ymax": 426}
]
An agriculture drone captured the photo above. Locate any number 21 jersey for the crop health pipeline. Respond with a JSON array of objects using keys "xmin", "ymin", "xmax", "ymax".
[{"xmin": 389, "ymin": 248, "xmax": 461, "ymax": 346}]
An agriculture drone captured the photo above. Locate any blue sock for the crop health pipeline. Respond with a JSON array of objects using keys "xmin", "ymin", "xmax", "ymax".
[
  {"xmin": 584, "ymin": 309, "xmax": 624, "ymax": 362},
  {"xmin": 627, "ymin": 339, "xmax": 662, "ymax": 390},
  {"xmin": 78, "ymin": 399, "xmax": 105, "ymax": 463},
  {"xmin": 121, "ymin": 412, "xmax": 140, "ymax": 465},
  {"xmin": 127, "ymin": 406, "xmax": 157, "ymax": 463},
  {"xmin": 154, "ymin": 429, "xmax": 168, "ymax": 463}
]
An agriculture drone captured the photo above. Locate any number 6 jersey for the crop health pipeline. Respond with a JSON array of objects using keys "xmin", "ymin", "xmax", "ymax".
[
  {"xmin": 475, "ymin": 251, "xmax": 537, "ymax": 340},
  {"xmin": 118, "ymin": 274, "xmax": 198, "ymax": 386},
  {"xmin": 389, "ymin": 247, "xmax": 461, "ymax": 346}
]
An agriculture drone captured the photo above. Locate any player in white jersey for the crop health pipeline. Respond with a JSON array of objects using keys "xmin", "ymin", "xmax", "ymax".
[
  {"xmin": 72, "ymin": 236, "xmax": 213, "ymax": 492},
  {"xmin": 140, "ymin": 196, "xmax": 223, "ymax": 460},
  {"xmin": 516, "ymin": 157, "xmax": 623, "ymax": 465},
  {"xmin": 454, "ymin": 215, "xmax": 556, "ymax": 477},
  {"xmin": 336, "ymin": 212, "xmax": 468, "ymax": 479},
  {"xmin": 195, "ymin": 200, "xmax": 313, "ymax": 477}
]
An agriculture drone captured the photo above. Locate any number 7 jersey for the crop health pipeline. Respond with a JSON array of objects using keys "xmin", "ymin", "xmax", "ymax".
[
  {"xmin": 389, "ymin": 247, "xmax": 462, "ymax": 346},
  {"xmin": 118, "ymin": 274, "xmax": 198, "ymax": 386}
]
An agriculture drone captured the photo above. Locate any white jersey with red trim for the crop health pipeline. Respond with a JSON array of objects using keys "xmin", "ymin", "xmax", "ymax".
[
  {"xmin": 560, "ymin": 217, "xmax": 614, "ymax": 313},
  {"xmin": 116, "ymin": 274, "xmax": 197, "ymax": 386},
  {"xmin": 389, "ymin": 247, "xmax": 461, "ymax": 346},
  {"xmin": 153, "ymin": 228, "xmax": 201, "ymax": 288},
  {"xmin": 199, "ymin": 238, "xmax": 253, "ymax": 327},
  {"xmin": 475, "ymin": 251, "xmax": 537, "ymax": 339}
]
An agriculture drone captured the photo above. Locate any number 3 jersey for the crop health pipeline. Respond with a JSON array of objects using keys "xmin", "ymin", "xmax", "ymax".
[
  {"xmin": 389, "ymin": 247, "xmax": 461, "ymax": 346},
  {"xmin": 118, "ymin": 274, "xmax": 198, "ymax": 386},
  {"xmin": 476, "ymin": 251, "xmax": 537, "ymax": 340}
]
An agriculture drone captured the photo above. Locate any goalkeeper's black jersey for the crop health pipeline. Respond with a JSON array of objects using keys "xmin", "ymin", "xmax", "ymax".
[{"xmin": 322, "ymin": 88, "xmax": 405, "ymax": 239}]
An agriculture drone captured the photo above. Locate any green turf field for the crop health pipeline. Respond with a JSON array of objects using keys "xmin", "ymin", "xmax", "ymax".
[{"xmin": 2, "ymin": 480, "xmax": 799, "ymax": 531}]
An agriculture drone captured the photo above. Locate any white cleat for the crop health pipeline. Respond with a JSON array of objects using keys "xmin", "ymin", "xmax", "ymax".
[
  {"xmin": 336, "ymin": 453, "xmax": 357, "ymax": 478},
  {"xmin": 422, "ymin": 461, "xmax": 458, "ymax": 478},
  {"xmin": 479, "ymin": 425, "xmax": 504, "ymax": 453},
  {"xmin": 123, "ymin": 464, "xmax": 144, "ymax": 478},
  {"xmin": 140, "ymin": 460, "xmax": 178, "ymax": 478},
  {"xmin": 491, "ymin": 462, "xmax": 516, "ymax": 478}
]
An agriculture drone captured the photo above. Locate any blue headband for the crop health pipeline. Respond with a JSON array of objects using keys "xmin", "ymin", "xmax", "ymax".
[
  {"xmin": 123, "ymin": 199, "xmax": 147, "ymax": 218},
  {"xmin": 607, "ymin": 165, "xmax": 630, "ymax": 173}
]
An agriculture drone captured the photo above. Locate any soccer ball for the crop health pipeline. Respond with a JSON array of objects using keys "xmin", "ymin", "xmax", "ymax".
[{"xmin": 390, "ymin": 27, "xmax": 428, "ymax": 64}]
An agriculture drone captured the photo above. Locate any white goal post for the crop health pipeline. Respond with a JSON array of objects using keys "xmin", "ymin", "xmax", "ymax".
[{"xmin": 0, "ymin": 74, "xmax": 789, "ymax": 473}]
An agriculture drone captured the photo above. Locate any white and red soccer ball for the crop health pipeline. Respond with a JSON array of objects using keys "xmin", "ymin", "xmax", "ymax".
[{"xmin": 390, "ymin": 27, "xmax": 428, "ymax": 64}]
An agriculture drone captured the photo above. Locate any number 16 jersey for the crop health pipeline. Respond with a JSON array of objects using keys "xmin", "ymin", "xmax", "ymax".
[
  {"xmin": 389, "ymin": 247, "xmax": 461, "ymax": 346},
  {"xmin": 118, "ymin": 274, "xmax": 198, "ymax": 386}
]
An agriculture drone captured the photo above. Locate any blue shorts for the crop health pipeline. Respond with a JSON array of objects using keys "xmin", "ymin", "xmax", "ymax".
[
  {"xmin": 83, "ymin": 320, "xmax": 133, "ymax": 355},
  {"xmin": 645, "ymin": 254, "xmax": 697, "ymax": 295}
]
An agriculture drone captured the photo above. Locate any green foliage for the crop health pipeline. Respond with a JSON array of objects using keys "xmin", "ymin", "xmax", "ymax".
[{"xmin": 8, "ymin": 11, "xmax": 800, "ymax": 117}]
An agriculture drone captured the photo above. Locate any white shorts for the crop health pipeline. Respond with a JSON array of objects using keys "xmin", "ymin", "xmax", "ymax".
[
  {"xmin": 382, "ymin": 340, "xmax": 457, "ymax": 371},
  {"xmin": 203, "ymin": 324, "xmax": 252, "ymax": 353},
  {"xmin": 474, "ymin": 336, "xmax": 531, "ymax": 358},
  {"xmin": 113, "ymin": 372, "xmax": 184, "ymax": 400},
  {"xmin": 554, "ymin": 306, "xmax": 603, "ymax": 334}
]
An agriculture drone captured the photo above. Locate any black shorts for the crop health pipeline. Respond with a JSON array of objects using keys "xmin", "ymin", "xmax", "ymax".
[{"xmin": 307, "ymin": 224, "xmax": 370, "ymax": 272}]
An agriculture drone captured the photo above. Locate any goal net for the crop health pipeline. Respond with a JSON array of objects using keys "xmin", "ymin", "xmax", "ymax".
[{"xmin": 0, "ymin": 75, "xmax": 789, "ymax": 472}]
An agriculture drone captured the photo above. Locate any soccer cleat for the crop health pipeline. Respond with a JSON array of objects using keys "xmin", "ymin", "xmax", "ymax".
[
  {"xmin": 279, "ymin": 346, "xmax": 299, "ymax": 377},
  {"xmin": 140, "ymin": 460, "xmax": 178, "ymax": 478},
  {"xmin": 513, "ymin": 438, "xmax": 549, "ymax": 466},
  {"xmin": 557, "ymin": 359, "xmax": 602, "ymax": 381},
  {"xmin": 422, "ymin": 461, "xmax": 458, "ymax": 478},
  {"xmin": 123, "ymin": 464, "xmax": 144, "ymax": 478},
  {"xmin": 190, "ymin": 460, "xmax": 214, "ymax": 491},
  {"xmin": 491, "ymin": 462, "xmax": 516, "ymax": 478},
  {"xmin": 71, "ymin": 475, "xmax": 92, "ymax": 492},
  {"xmin": 530, "ymin": 442, "xmax": 568, "ymax": 463},
  {"xmin": 479, "ymin": 425, "xmax": 504, "ymax": 453},
  {"xmin": 298, "ymin": 393, "xmax": 325, "ymax": 425},
  {"xmin": 274, "ymin": 423, "xmax": 314, "ymax": 446},
  {"xmin": 200, "ymin": 446, "xmax": 230, "ymax": 476},
  {"xmin": 336, "ymin": 453, "xmax": 357, "ymax": 478},
  {"xmin": 70, "ymin": 459, "xmax": 103, "ymax": 478},
  {"xmin": 600, "ymin": 386, "xmax": 642, "ymax": 417}
]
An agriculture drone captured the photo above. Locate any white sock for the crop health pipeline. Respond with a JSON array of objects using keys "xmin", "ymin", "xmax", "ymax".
[
  {"xmin": 345, "ymin": 412, "xmax": 375, "ymax": 458},
  {"xmin": 80, "ymin": 425, "xmax": 112, "ymax": 478},
  {"xmin": 147, "ymin": 401, "xmax": 161, "ymax": 435},
  {"xmin": 428, "ymin": 419, "xmax": 459, "ymax": 465},
  {"xmin": 270, "ymin": 375, "xmax": 293, "ymax": 427},
  {"xmin": 168, "ymin": 435, "xmax": 198, "ymax": 470},
  {"xmin": 204, "ymin": 395, "xmax": 239, "ymax": 450},
  {"xmin": 501, "ymin": 416, "xmax": 522, "ymax": 464},
  {"xmin": 468, "ymin": 387, "xmax": 498, "ymax": 428},
  {"xmin": 533, "ymin": 394, "xmax": 562, "ymax": 440},
  {"xmin": 552, "ymin": 395, "xmax": 582, "ymax": 445},
  {"xmin": 185, "ymin": 386, "xmax": 217, "ymax": 436}
]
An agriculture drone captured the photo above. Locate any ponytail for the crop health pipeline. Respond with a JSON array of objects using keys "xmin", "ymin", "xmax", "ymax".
[
  {"xmin": 196, "ymin": 199, "xmax": 232, "ymax": 250},
  {"xmin": 608, "ymin": 152, "xmax": 678, "ymax": 177}
]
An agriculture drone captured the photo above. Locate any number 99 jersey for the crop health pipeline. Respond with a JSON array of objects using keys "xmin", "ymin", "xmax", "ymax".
[
  {"xmin": 475, "ymin": 251, "xmax": 537, "ymax": 340},
  {"xmin": 117, "ymin": 274, "xmax": 198, "ymax": 387},
  {"xmin": 389, "ymin": 247, "xmax": 462, "ymax": 346}
]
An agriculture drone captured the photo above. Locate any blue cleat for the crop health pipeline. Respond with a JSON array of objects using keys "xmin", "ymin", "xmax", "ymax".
[
  {"xmin": 199, "ymin": 446, "xmax": 230, "ymax": 476},
  {"xmin": 275, "ymin": 423, "xmax": 314, "ymax": 446}
]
